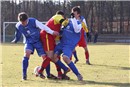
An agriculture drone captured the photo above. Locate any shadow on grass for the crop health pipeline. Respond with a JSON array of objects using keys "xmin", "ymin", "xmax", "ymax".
[
  {"xmin": 23, "ymin": 75, "xmax": 130, "ymax": 87},
  {"xmin": 91, "ymin": 64, "xmax": 130, "ymax": 70},
  {"xmin": 81, "ymin": 80, "xmax": 130, "ymax": 87},
  {"xmin": 41, "ymin": 79, "xmax": 130, "ymax": 87}
]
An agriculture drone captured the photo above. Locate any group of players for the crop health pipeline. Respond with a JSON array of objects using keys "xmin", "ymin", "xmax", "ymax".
[{"xmin": 12, "ymin": 6, "xmax": 91, "ymax": 81}]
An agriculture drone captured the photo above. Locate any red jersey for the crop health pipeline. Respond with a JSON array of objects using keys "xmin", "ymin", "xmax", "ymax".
[{"xmin": 40, "ymin": 14, "xmax": 64, "ymax": 51}]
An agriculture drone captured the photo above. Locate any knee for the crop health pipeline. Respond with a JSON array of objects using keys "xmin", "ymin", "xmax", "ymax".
[
  {"xmin": 41, "ymin": 55, "xmax": 47, "ymax": 60},
  {"xmin": 24, "ymin": 50, "xmax": 31, "ymax": 58},
  {"xmin": 84, "ymin": 47, "xmax": 88, "ymax": 52},
  {"xmin": 52, "ymin": 54, "xmax": 58, "ymax": 63},
  {"xmin": 63, "ymin": 56, "xmax": 71, "ymax": 64}
]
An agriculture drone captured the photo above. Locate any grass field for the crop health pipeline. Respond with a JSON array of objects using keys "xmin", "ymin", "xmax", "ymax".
[{"xmin": 0, "ymin": 43, "xmax": 130, "ymax": 87}]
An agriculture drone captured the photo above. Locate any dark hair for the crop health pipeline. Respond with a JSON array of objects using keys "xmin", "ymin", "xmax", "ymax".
[
  {"xmin": 18, "ymin": 12, "xmax": 28, "ymax": 22},
  {"xmin": 56, "ymin": 10, "xmax": 64, "ymax": 15},
  {"xmin": 72, "ymin": 6, "xmax": 81, "ymax": 14}
]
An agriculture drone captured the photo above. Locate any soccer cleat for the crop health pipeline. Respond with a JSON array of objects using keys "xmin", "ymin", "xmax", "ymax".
[
  {"xmin": 62, "ymin": 74, "xmax": 70, "ymax": 80},
  {"xmin": 36, "ymin": 73, "xmax": 45, "ymax": 79},
  {"xmin": 57, "ymin": 74, "xmax": 70, "ymax": 80},
  {"xmin": 22, "ymin": 75, "xmax": 27, "ymax": 80},
  {"xmin": 47, "ymin": 74, "xmax": 58, "ymax": 79},
  {"xmin": 74, "ymin": 59, "xmax": 79, "ymax": 64},
  {"xmin": 86, "ymin": 60, "xmax": 91, "ymax": 65},
  {"xmin": 77, "ymin": 74, "xmax": 83, "ymax": 81},
  {"xmin": 57, "ymin": 74, "xmax": 62, "ymax": 80}
]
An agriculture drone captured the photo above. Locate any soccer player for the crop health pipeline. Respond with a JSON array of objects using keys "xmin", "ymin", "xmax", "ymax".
[
  {"xmin": 71, "ymin": 6, "xmax": 91, "ymax": 65},
  {"xmin": 53, "ymin": 17, "xmax": 83, "ymax": 81},
  {"xmin": 39, "ymin": 10, "xmax": 70, "ymax": 79},
  {"xmin": 11, "ymin": 12, "xmax": 59, "ymax": 80}
]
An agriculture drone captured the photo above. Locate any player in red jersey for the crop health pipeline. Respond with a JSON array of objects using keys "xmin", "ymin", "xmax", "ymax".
[{"xmin": 39, "ymin": 11, "xmax": 70, "ymax": 79}]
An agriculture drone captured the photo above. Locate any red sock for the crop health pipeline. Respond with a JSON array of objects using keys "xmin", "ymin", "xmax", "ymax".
[
  {"xmin": 85, "ymin": 51, "xmax": 89, "ymax": 61},
  {"xmin": 39, "ymin": 56, "xmax": 51, "ymax": 73}
]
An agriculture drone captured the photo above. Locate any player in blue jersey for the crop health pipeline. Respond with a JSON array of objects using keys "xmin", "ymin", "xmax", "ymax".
[
  {"xmin": 53, "ymin": 17, "xmax": 83, "ymax": 80},
  {"xmin": 11, "ymin": 12, "xmax": 59, "ymax": 80},
  {"xmin": 71, "ymin": 6, "xmax": 91, "ymax": 65}
]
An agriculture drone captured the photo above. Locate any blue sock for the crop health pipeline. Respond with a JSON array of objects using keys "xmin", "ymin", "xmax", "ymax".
[
  {"xmin": 73, "ymin": 51, "xmax": 78, "ymax": 60},
  {"xmin": 68, "ymin": 62, "xmax": 80, "ymax": 76},
  {"xmin": 46, "ymin": 64, "xmax": 50, "ymax": 76},
  {"xmin": 22, "ymin": 57, "xmax": 29, "ymax": 76},
  {"xmin": 55, "ymin": 60, "xmax": 68, "ymax": 71}
]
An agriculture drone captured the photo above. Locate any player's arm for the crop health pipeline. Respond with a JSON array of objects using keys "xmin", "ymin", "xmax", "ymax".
[
  {"xmin": 71, "ymin": 18, "xmax": 82, "ymax": 33},
  {"xmin": 82, "ymin": 19, "xmax": 89, "ymax": 33},
  {"xmin": 11, "ymin": 28, "xmax": 22, "ymax": 43},
  {"xmin": 35, "ymin": 20, "xmax": 59, "ymax": 36}
]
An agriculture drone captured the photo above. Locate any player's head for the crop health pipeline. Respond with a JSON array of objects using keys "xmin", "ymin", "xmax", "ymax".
[
  {"xmin": 18, "ymin": 12, "xmax": 28, "ymax": 26},
  {"xmin": 18, "ymin": 12, "xmax": 28, "ymax": 22},
  {"xmin": 56, "ymin": 10, "xmax": 64, "ymax": 16},
  {"xmin": 71, "ymin": 6, "xmax": 81, "ymax": 19}
]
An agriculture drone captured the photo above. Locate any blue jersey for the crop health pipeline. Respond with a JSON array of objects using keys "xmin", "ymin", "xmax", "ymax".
[
  {"xmin": 54, "ymin": 18, "xmax": 82, "ymax": 58},
  {"xmin": 13, "ymin": 18, "xmax": 40, "ymax": 44},
  {"xmin": 61, "ymin": 19, "xmax": 81, "ymax": 47}
]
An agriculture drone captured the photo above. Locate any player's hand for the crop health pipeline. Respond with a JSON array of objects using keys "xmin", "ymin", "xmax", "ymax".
[{"xmin": 53, "ymin": 31, "xmax": 59, "ymax": 36}]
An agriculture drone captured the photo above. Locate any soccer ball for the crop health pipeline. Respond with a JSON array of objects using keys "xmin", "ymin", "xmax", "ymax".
[{"xmin": 34, "ymin": 66, "xmax": 41, "ymax": 76}]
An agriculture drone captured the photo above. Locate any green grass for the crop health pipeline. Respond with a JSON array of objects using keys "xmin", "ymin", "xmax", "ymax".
[{"xmin": 1, "ymin": 43, "xmax": 130, "ymax": 87}]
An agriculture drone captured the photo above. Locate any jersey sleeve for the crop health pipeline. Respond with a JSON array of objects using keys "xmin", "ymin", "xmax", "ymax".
[
  {"xmin": 12, "ymin": 28, "xmax": 22, "ymax": 43},
  {"xmin": 35, "ymin": 20, "xmax": 54, "ymax": 35},
  {"xmin": 71, "ymin": 18, "xmax": 82, "ymax": 33},
  {"xmin": 82, "ymin": 19, "xmax": 89, "ymax": 33}
]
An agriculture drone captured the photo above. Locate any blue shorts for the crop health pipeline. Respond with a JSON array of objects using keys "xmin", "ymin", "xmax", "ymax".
[
  {"xmin": 54, "ymin": 43, "xmax": 74, "ymax": 59},
  {"xmin": 24, "ymin": 41, "xmax": 46, "ymax": 56}
]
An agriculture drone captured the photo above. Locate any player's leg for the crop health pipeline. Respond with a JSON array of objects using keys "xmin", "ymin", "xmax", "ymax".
[
  {"xmin": 53, "ymin": 54, "xmax": 70, "ymax": 80},
  {"xmin": 55, "ymin": 56, "xmax": 63, "ymax": 78},
  {"xmin": 63, "ymin": 56, "xmax": 83, "ymax": 80},
  {"xmin": 79, "ymin": 32, "xmax": 91, "ymax": 65},
  {"xmin": 40, "ymin": 33, "xmax": 55, "ymax": 78},
  {"xmin": 72, "ymin": 49, "xmax": 79, "ymax": 64},
  {"xmin": 45, "ymin": 64, "xmax": 58, "ymax": 79},
  {"xmin": 22, "ymin": 43, "xmax": 34, "ymax": 80},
  {"xmin": 83, "ymin": 46, "xmax": 91, "ymax": 65},
  {"xmin": 45, "ymin": 63, "xmax": 50, "ymax": 77},
  {"xmin": 53, "ymin": 44, "xmax": 70, "ymax": 76},
  {"xmin": 62, "ymin": 48, "xmax": 83, "ymax": 81},
  {"xmin": 34, "ymin": 41, "xmax": 51, "ymax": 79},
  {"xmin": 40, "ymin": 33, "xmax": 62, "ymax": 79},
  {"xmin": 53, "ymin": 53, "xmax": 70, "ymax": 75},
  {"xmin": 38, "ymin": 55, "xmax": 51, "ymax": 79},
  {"xmin": 45, "ymin": 51, "xmax": 58, "ymax": 79},
  {"xmin": 45, "ymin": 50, "xmax": 53, "ymax": 77}
]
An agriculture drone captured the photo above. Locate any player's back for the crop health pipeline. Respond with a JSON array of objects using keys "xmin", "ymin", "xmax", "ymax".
[
  {"xmin": 61, "ymin": 19, "xmax": 81, "ymax": 47},
  {"xmin": 46, "ymin": 14, "xmax": 63, "ymax": 32},
  {"xmin": 40, "ymin": 14, "xmax": 63, "ymax": 39}
]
